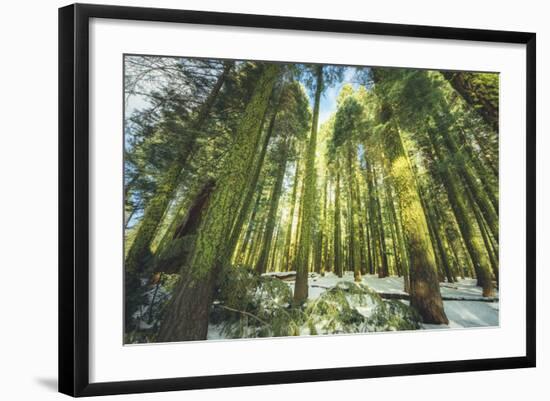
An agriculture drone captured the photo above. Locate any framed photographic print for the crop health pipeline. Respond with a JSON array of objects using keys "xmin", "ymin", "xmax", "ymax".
[{"xmin": 58, "ymin": 3, "xmax": 536, "ymax": 397}]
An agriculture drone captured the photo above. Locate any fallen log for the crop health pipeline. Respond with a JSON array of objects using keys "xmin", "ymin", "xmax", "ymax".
[
  {"xmin": 309, "ymin": 284, "xmax": 498, "ymax": 302},
  {"xmin": 376, "ymin": 292, "xmax": 499, "ymax": 303},
  {"xmin": 265, "ymin": 272, "xmax": 296, "ymax": 281}
]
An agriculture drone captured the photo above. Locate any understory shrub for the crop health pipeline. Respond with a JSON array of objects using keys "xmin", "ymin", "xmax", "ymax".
[{"xmin": 211, "ymin": 267, "xmax": 421, "ymax": 339}]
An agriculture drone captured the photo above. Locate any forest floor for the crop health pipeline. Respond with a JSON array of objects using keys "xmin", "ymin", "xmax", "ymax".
[
  {"xmin": 207, "ymin": 271, "xmax": 499, "ymax": 340},
  {"xmin": 304, "ymin": 272, "xmax": 499, "ymax": 329}
]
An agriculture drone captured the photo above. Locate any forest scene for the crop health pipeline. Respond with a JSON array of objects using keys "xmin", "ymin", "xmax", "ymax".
[{"xmin": 123, "ymin": 55, "xmax": 499, "ymax": 344}]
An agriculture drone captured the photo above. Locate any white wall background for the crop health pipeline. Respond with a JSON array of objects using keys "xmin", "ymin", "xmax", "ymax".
[{"xmin": 0, "ymin": 0, "xmax": 545, "ymax": 399}]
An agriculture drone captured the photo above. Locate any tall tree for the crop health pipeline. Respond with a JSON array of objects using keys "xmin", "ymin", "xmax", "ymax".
[
  {"xmin": 333, "ymin": 161, "xmax": 343, "ymax": 278},
  {"xmin": 255, "ymin": 138, "xmax": 290, "ymax": 274},
  {"xmin": 157, "ymin": 64, "xmax": 281, "ymax": 341},
  {"xmin": 367, "ymin": 68, "xmax": 449, "ymax": 324},
  {"xmin": 294, "ymin": 65, "xmax": 323, "ymax": 302},
  {"xmin": 378, "ymin": 107, "xmax": 448, "ymax": 323},
  {"xmin": 125, "ymin": 61, "xmax": 233, "ymax": 277}
]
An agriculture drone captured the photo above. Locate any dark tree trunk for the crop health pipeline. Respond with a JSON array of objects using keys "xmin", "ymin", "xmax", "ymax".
[
  {"xmin": 153, "ymin": 179, "xmax": 216, "ymax": 275},
  {"xmin": 442, "ymin": 71, "xmax": 499, "ymax": 132},
  {"xmin": 428, "ymin": 133, "xmax": 495, "ymax": 297},
  {"xmin": 156, "ymin": 267, "xmax": 218, "ymax": 342}
]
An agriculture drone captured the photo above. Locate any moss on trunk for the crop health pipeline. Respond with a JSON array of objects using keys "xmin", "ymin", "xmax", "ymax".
[
  {"xmin": 157, "ymin": 64, "xmax": 281, "ymax": 342},
  {"xmin": 294, "ymin": 65, "xmax": 323, "ymax": 303},
  {"xmin": 380, "ymin": 107, "xmax": 448, "ymax": 324}
]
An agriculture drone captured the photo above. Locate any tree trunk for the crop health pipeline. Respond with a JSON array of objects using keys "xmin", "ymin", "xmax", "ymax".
[
  {"xmin": 333, "ymin": 164, "xmax": 343, "ymax": 278},
  {"xmin": 384, "ymin": 180, "xmax": 402, "ymax": 276},
  {"xmin": 420, "ymin": 187, "xmax": 454, "ymax": 283},
  {"xmin": 440, "ymin": 125, "xmax": 499, "ymax": 242},
  {"xmin": 153, "ymin": 179, "xmax": 215, "ymax": 275},
  {"xmin": 442, "ymin": 71, "xmax": 499, "ymax": 132},
  {"xmin": 428, "ymin": 132, "xmax": 495, "ymax": 297},
  {"xmin": 294, "ymin": 65, "xmax": 323, "ymax": 303},
  {"xmin": 465, "ymin": 184, "xmax": 499, "ymax": 283},
  {"xmin": 346, "ymin": 142, "xmax": 362, "ymax": 282},
  {"xmin": 235, "ymin": 179, "xmax": 265, "ymax": 265},
  {"xmin": 393, "ymin": 198, "xmax": 410, "ymax": 292},
  {"xmin": 283, "ymin": 160, "xmax": 301, "ymax": 271},
  {"xmin": 321, "ymin": 173, "xmax": 329, "ymax": 274},
  {"xmin": 157, "ymin": 64, "xmax": 281, "ymax": 342},
  {"xmin": 255, "ymin": 140, "xmax": 289, "ymax": 274},
  {"xmin": 125, "ymin": 61, "xmax": 233, "ymax": 277},
  {"xmin": 355, "ymin": 180, "xmax": 368, "ymax": 275},
  {"xmin": 372, "ymin": 164, "xmax": 389, "ymax": 278},
  {"xmin": 226, "ymin": 98, "xmax": 277, "ymax": 258},
  {"xmin": 379, "ymin": 104, "xmax": 448, "ymax": 324}
]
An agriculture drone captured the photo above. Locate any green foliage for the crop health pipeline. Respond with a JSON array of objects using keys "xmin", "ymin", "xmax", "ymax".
[
  {"xmin": 332, "ymin": 95, "xmax": 363, "ymax": 149},
  {"xmin": 212, "ymin": 266, "xmax": 303, "ymax": 338},
  {"xmin": 125, "ymin": 273, "xmax": 181, "ymax": 343},
  {"xmin": 211, "ymin": 268, "xmax": 421, "ymax": 339}
]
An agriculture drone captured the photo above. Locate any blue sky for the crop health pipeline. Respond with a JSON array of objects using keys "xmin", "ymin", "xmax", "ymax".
[{"xmin": 125, "ymin": 63, "xmax": 363, "ymax": 134}]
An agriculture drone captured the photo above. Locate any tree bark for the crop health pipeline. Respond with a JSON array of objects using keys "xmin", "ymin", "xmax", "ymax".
[
  {"xmin": 255, "ymin": 139, "xmax": 289, "ymax": 274},
  {"xmin": 428, "ymin": 132, "xmax": 495, "ymax": 297},
  {"xmin": 333, "ymin": 161, "xmax": 343, "ymax": 278},
  {"xmin": 294, "ymin": 65, "xmax": 323, "ymax": 302},
  {"xmin": 346, "ymin": 142, "xmax": 362, "ymax": 282},
  {"xmin": 157, "ymin": 64, "xmax": 281, "ymax": 342},
  {"xmin": 125, "ymin": 61, "xmax": 233, "ymax": 277},
  {"xmin": 379, "ymin": 104, "xmax": 448, "ymax": 324},
  {"xmin": 442, "ymin": 71, "xmax": 499, "ymax": 132},
  {"xmin": 283, "ymin": 159, "xmax": 301, "ymax": 271},
  {"xmin": 227, "ymin": 99, "xmax": 278, "ymax": 259}
]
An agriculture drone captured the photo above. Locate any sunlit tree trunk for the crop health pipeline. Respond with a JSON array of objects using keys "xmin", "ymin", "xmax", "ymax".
[
  {"xmin": 333, "ymin": 161, "xmax": 343, "ymax": 278},
  {"xmin": 268, "ymin": 224, "xmax": 281, "ymax": 272},
  {"xmin": 157, "ymin": 64, "xmax": 281, "ymax": 342},
  {"xmin": 152, "ymin": 179, "xmax": 216, "ymax": 276},
  {"xmin": 346, "ymin": 142, "xmax": 362, "ymax": 282},
  {"xmin": 384, "ymin": 179, "xmax": 402, "ymax": 277},
  {"xmin": 291, "ymin": 161, "xmax": 307, "ymax": 271},
  {"xmin": 386, "ymin": 180, "xmax": 410, "ymax": 292},
  {"xmin": 362, "ymin": 157, "xmax": 378, "ymax": 275},
  {"xmin": 355, "ymin": 178, "xmax": 368, "ymax": 275},
  {"xmin": 235, "ymin": 179, "xmax": 265, "ymax": 265},
  {"xmin": 372, "ymin": 165, "xmax": 389, "ymax": 278},
  {"xmin": 255, "ymin": 139, "xmax": 289, "ymax": 274},
  {"xmin": 125, "ymin": 61, "xmax": 233, "ymax": 278},
  {"xmin": 227, "ymin": 99, "xmax": 279, "ymax": 259},
  {"xmin": 294, "ymin": 65, "xmax": 323, "ymax": 302},
  {"xmin": 321, "ymin": 174, "xmax": 329, "ymax": 274},
  {"xmin": 379, "ymin": 104, "xmax": 448, "ymax": 324},
  {"xmin": 283, "ymin": 160, "xmax": 301, "ymax": 271},
  {"xmin": 419, "ymin": 187, "xmax": 454, "ymax": 283}
]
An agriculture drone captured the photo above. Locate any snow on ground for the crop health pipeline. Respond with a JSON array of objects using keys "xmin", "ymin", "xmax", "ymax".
[
  {"xmin": 270, "ymin": 271, "xmax": 499, "ymax": 330},
  {"xmin": 206, "ymin": 324, "xmax": 224, "ymax": 340}
]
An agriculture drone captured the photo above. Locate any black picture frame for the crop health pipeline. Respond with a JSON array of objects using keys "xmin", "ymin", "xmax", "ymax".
[{"xmin": 59, "ymin": 3, "xmax": 536, "ymax": 397}]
